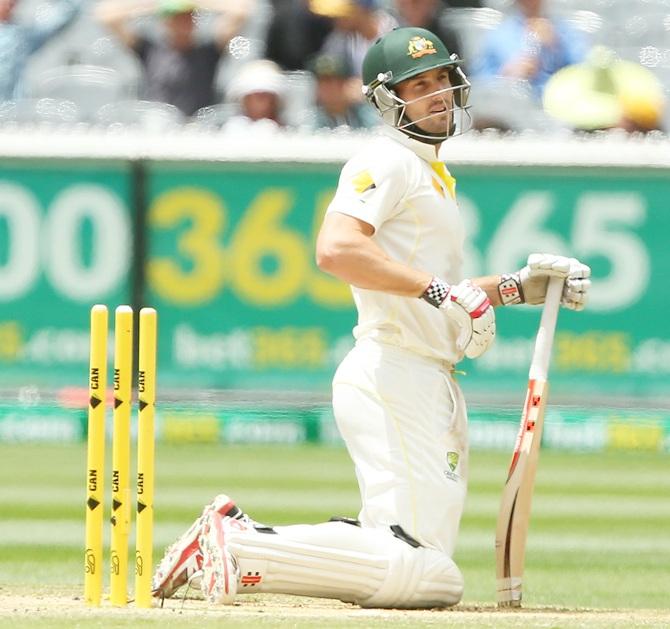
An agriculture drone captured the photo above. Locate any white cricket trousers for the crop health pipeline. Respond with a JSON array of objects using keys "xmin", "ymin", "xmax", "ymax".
[
  {"xmin": 224, "ymin": 338, "xmax": 467, "ymax": 607},
  {"xmin": 332, "ymin": 338, "xmax": 469, "ymax": 555}
]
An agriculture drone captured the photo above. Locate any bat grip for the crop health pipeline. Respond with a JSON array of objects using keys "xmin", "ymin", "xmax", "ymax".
[{"xmin": 528, "ymin": 277, "xmax": 563, "ymax": 381}]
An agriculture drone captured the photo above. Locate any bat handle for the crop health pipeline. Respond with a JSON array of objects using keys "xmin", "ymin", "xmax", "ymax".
[{"xmin": 529, "ymin": 277, "xmax": 563, "ymax": 382}]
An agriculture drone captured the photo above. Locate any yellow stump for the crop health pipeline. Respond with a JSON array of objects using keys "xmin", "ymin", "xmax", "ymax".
[
  {"xmin": 84, "ymin": 305, "xmax": 108, "ymax": 607},
  {"xmin": 135, "ymin": 308, "xmax": 157, "ymax": 608},
  {"xmin": 110, "ymin": 305, "xmax": 133, "ymax": 606}
]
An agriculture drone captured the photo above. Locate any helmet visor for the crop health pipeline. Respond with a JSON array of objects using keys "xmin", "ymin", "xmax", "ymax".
[{"xmin": 372, "ymin": 75, "xmax": 472, "ymax": 141}]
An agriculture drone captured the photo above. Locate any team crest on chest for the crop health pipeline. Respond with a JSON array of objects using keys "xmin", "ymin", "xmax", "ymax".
[
  {"xmin": 407, "ymin": 36, "xmax": 437, "ymax": 59},
  {"xmin": 444, "ymin": 451, "xmax": 460, "ymax": 481},
  {"xmin": 447, "ymin": 451, "xmax": 459, "ymax": 472}
]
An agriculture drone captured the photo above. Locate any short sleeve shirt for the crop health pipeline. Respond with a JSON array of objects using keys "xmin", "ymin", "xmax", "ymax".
[
  {"xmin": 326, "ymin": 127, "xmax": 466, "ymax": 363},
  {"xmin": 135, "ymin": 36, "xmax": 221, "ymax": 116},
  {"xmin": 473, "ymin": 11, "xmax": 587, "ymax": 97}
]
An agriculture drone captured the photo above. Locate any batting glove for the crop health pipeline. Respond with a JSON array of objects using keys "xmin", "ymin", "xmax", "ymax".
[
  {"xmin": 498, "ymin": 253, "xmax": 591, "ymax": 311},
  {"xmin": 421, "ymin": 277, "xmax": 496, "ymax": 359}
]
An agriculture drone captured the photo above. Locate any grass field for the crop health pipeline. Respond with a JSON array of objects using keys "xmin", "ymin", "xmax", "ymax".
[{"xmin": 0, "ymin": 442, "xmax": 668, "ymax": 627}]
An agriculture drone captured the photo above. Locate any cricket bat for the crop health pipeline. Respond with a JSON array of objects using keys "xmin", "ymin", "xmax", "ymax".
[{"xmin": 495, "ymin": 276, "xmax": 564, "ymax": 607}]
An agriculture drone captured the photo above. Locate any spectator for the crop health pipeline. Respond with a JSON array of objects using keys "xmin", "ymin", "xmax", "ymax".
[
  {"xmin": 223, "ymin": 59, "xmax": 287, "ymax": 132},
  {"xmin": 543, "ymin": 46, "xmax": 666, "ymax": 134},
  {"xmin": 0, "ymin": 0, "xmax": 85, "ymax": 102},
  {"xmin": 473, "ymin": 0, "xmax": 587, "ymax": 99},
  {"xmin": 95, "ymin": 0, "xmax": 252, "ymax": 116},
  {"xmin": 393, "ymin": 0, "xmax": 463, "ymax": 67},
  {"xmin": 265, "ymin": 0, "xmax": 333, "ymax": 71},
  {"xmin": 313, "ymin": 0, "xmax": 397, "ymax": 77},
  {"xmin": 308, "ymin": 52, "xmax": 378, "ymax": 129}
]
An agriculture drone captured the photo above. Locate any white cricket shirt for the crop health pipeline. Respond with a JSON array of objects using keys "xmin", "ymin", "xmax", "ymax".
[{"xmin": 326, "ymin": 126, "xmax": 466, "ymax": 364}]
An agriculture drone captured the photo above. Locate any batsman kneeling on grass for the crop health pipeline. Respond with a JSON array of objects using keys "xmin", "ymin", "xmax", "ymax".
[{"xmin": 152, "ymin": 27, "xmax": 591, "ymax": 609}]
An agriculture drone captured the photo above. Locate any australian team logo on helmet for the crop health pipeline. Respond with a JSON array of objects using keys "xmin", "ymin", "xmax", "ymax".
[
  {"xmin": 407, "ymin": 35, "xmax": 437, "ymax": 59},
  {"xmin": 362, "ymin": 27, "xmax": 471, "ymax": 143}
]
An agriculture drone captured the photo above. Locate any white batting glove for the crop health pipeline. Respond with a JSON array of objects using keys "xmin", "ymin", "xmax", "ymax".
[
  {"xmin": 421, "ymin": 278, "xmax": 496, "ymax": 358},
  {"xmin": 498, "ymin": 253, "xmax": 591, "ymax": 311}
]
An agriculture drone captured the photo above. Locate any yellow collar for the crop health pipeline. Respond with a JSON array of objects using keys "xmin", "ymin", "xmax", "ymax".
[
  {"xmin": 430, "ymin": 161, "xmax": 456, "ymax": 199},
  {"xmin": 382, "ymin": 127, "xmax": 456, "ymax": 199}
]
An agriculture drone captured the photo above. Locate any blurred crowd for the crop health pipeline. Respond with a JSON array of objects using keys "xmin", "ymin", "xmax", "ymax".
[{"xmin": 0, "ymin": 0, "xmax": 668, "ymax": 134}]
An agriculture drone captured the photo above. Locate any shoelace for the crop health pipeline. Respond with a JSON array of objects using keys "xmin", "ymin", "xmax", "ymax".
[{"xmin": 180, "ymin": 569, "xmax": 204, "ymax": 610}]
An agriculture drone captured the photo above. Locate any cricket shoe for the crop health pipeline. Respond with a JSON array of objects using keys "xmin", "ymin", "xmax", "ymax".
[
  {"xmin": 199, "ymin": 510, "xmax": 253, "ymax": 604},
  {"xmin": 152, "ymin": 494, "xmax": 245, "ymax": 599}
]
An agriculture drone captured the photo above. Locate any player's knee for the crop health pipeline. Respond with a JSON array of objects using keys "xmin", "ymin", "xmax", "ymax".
[
  {"xmin": 360, "ymin": 546, "xmax": 463, "ymax": 609},
  {"xmin": 411, "ymin": 548, "xmax": 464, "ymax": 608}
]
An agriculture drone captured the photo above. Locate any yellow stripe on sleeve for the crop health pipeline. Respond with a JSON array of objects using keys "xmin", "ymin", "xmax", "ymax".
[{"xmin": 351, "ymin": 170, "xmax": 376, "ymax": 194}]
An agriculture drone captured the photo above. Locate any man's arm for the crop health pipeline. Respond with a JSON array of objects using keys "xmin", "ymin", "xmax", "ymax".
[
  {"xmin": 316, "ymin": 211, "xmax": 495, "ymax": 359},
  {"xmin": 316, "ymin": 212, "xmax": 432, "ymax": 296},
  {"xmin": 316, "ymin": 212, "xmax": 505, "ymax": 300},
  {"xmin": 473, "ymin": 276, "xmax": 505, "ymax": 307},
  {"xmin": 26, "ymin": 0, "xmax": 86, "ymax": 53},
  {"xmin": 95, "ymin": 0, "xmax": 159, "ymax": 49}
]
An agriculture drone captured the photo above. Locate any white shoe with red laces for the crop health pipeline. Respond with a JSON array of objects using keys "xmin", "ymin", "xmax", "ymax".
[
  {"xmin": 199, "ymin": 510, "xmax": 253, "ymax": 604},
  {"xmin": 152, "ymin": 494, "xmax": 243, "ymax": 599}
]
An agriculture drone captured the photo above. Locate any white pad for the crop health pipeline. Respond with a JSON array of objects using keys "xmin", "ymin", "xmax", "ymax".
[{"xmin": 227, "ymin": 521, "xmax": 463, "ymax": 609}]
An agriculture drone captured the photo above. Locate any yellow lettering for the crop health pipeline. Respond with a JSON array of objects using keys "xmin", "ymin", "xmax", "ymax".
[
  {"xmin": 229, "ymin": 190, "xmax": 308, "ymax": 306},
  {"xmin": 147, "ymin": 188, "xmax": 227, "ymax": 304},
  {"xmin": 555, "ymin": 331, "xmax": 631, "ymax": 373},
  {"xmin": 145, "ymin": 185, "xmax": 358, "ymax": 309},
  {"xmin": 163, "ymin": 414, "xmax": 220, "ymax": 443},
  {"xmin": 253, "ymin": 327, "xmax": 326, "ymax": 368},
  {"xmin": 301, "ymin": 328, "xmax": 327, "ymax": 367},
  {"xmin": 607, "ymin": 422, "xmax": 662, "ymax": 451},
  {"xmin": 0, "ymin": 321, "xmax": 22, "ymax": 360},
  {"xmin": 604, "ymin": 333, "xmax": 630, "ymax": 373}
]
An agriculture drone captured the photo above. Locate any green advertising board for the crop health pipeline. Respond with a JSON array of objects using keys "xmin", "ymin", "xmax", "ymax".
[
  {"xmin": 0, "ymin": 160, "xmax": 133, "ymax": 387},
  {"xmin": 143, "ymin": 162, "xmax": 670, "ymax": 399},
  {"xmin": 454, "ymin": 166, "xmax": 670, "ymax": 399},
  {"xmin": 1, "ymin": 157, "xmax": 669, "ymax": 401},
  {"xmin": 145, "ymin": 162, "xmax": 351, "ymax": 390}
]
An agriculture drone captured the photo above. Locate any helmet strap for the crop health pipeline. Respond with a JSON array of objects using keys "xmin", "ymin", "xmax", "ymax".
[
  {"xmin": 398, "ymin": 114, "xmax": 450, "ymax": 145},
  {"xmin": 397, "ymin": 113, "xmax": 456, "ymax": 145}
]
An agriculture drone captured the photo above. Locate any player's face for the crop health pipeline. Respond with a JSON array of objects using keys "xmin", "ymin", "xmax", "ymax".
[{"xmin": 394, "ymin": 67, "xmax": 454, "ymax": 135}]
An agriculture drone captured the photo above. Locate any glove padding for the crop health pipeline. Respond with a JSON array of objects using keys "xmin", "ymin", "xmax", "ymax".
[
  {"xmin": 444, "ymin": 280, "xmax": 496, "ymax": 358},
  {"xmin": 505, "ymin": 253, "xmax": 591, "ymax": 311}
]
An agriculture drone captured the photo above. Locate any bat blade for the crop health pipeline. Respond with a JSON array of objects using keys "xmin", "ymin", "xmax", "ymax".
[
  {"xmin": 495, "ymin": 377, "xmax": 549, "ymax": 607},
  {"xmin": 494, "ymin": 277, "xmax": 563, "ymax": 608}
]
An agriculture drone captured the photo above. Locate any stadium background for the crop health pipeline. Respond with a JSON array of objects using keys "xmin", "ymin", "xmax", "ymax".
[
  {"xmin": 2, "ymin": 133, "xmax": 668, "ymax": 451},
  {"xmin": 0, "ymin": 0, "xmax": 669, "ymax": 622}
]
